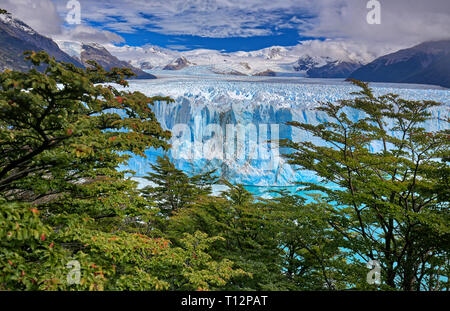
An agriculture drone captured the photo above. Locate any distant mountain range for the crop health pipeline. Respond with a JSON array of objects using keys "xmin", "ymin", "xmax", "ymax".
[
  {"xmin": 1, "ymin": 10, "xmax": 449, "ymax": 87},
  {"xmin": 97, "ymin": 44, "xmax": 368, "ymax": 78},
  {"xmin": 349, "ymin": 40, "xmax": 450, "ymax": 88},
  {"xmin": 308, "ymin": 61, "xmax": 362, "ymax": 79},
  {"xmin": 139, "ymin": 41, "xmax": 448, "ymax": 87}
]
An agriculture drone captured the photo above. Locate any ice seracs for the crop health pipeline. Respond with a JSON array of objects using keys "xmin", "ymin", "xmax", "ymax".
[{"xmin": 119, "ymin": 77, "xmax": 449, "ymax": 187}]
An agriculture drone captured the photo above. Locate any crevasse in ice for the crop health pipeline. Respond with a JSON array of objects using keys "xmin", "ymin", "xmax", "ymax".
[{"xmin": 116, "ymin": 77, "xmax": 449, "ymax": 187}]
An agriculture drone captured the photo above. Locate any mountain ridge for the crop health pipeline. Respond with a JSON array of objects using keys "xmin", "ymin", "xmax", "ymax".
[
  {"xmin": 80, "ymin": 43, "xmax": 156, "ymax": 79},
  {"xmin": 349, "ymin": 40, "xmax": 450, "ymax": 88},
  {"xmin": 2, "ymin": 10, "xmax": 448, "ymax": 87},
  {"xmin": 94, "ymin": 43, "xmax": 372, "ymax": 78},
  {"xmin": 0, "ymin": 12, "xmax": 83, "ymax": 71},
  {"xmin": 0, "ymin": 11, "xmax": 155, "ymax": 80}
]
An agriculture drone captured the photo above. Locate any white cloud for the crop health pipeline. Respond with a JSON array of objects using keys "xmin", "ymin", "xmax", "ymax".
[
  {"xmin": 299, "ymin": 0, "xmax": 450, "ymax": 47},
  {"xmin": 3, "ymin": 0, "xmax": 450, "ymax": 53},
  {"xmin": 289, "ymin": 40, "xmax": 391, "ymax": 64},
  {"xmin": 1, "ymin": 0, "xmax": 125, "ymax": 45},
  {"xmin": 54, "ymin": 25, "xmax": 125, "ymax": 44},
  {"xmin": 1, "ymin": 0, "xmax": 62, "ymax": 35},
  {"xmin": 50, "ymin": 0, "xmax": 312, "ymax": 38},
  {"xmin": 48, "ymin": 0, "xmax": 450, "ymax": 47}
]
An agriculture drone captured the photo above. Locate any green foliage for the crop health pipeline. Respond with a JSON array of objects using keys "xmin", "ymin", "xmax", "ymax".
[
  {"xmin": 282, "ymin": 80, "xmax": 450, "ymax": 290},
  {"xmin": 0, "ymin": 52, "xmax": 244, "ymax": 291},
  {"xmin": 0, "ymin": 51, "xmax": 172, "ymax": 194},
  {"xmin": 0, "ymin": 200, "xmax": 61, "ymax": 290},
  {"xmin": 158, "ymin": 231, "xmax": 250, "ymax": 291},
  {"xmin": 264, "ymin": 191, "xmax": 354, "ymax": 290},
  {"xmin": 142, "ymin": 155, "xmax": 217, "ymax": 218},
  {"xmin": 1, "ymin": 52, "xmax": 447, "ymax": 291},
  {"xmin": 162, "ymin": 181, "xmax": 283, "ymax": 290},
  {"xmin": 0, "ymin": 199, "xmax": 246, "ymax": 291}
]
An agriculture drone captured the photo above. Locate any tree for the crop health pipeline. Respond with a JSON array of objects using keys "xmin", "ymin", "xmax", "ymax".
[
  {"xmin": 0, "ymin": 52, "xmax": 245, "ymax": 290},
  {"xmin": 282, "ymin": 80, "xmax": 449, "ymax": 290},
  {"xmin": 0, "ymin": 51, "xmax": 172, "ymax": 195},
  {"xmin": 142, "ymin": 155, "xmax": 216, "ymax": 218},
  {"xmin": 166, "ymin": 181, "xmax": 284, "ymax": 290},
  {"xmin": 157, "ymin": 231, "xmax": 249, "ymax": 291},
  {"xmin": 263, "ymin": 191, "xmax": 354, "ymax": 290}
]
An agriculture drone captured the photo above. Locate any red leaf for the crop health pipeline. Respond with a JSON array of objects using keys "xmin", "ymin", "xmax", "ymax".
[{"xmin": 30, "ymin": 208, "xmax": 39, "ymax": 215}]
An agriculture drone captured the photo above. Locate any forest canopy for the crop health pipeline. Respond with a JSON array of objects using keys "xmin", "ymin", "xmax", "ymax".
[{"xmin": 0, "ymin": 52, "xmax": 448, "ymax": 291}]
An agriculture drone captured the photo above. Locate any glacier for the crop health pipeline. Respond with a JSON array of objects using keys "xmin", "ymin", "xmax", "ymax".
[{"xmin": 113, "ymin": 75, "xmax": 449, "ymax": 189}]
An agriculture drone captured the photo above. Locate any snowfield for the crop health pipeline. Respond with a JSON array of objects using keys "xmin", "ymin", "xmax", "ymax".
[{"xmin": 114, "ymin": 75, "xmax": 450, "ymax": 188}]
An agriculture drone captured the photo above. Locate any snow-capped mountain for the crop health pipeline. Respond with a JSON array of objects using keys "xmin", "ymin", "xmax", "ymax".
[
  {"xmin": 307, "ymin": 60, "xmax": 362, "ymax": 79},
  {"xmin": 349, "ymin": 40, "xmax": 450, "ymax": 88},
  {"xmin": 265, "ymin": 47, "xmax": 288, "ymax": 60},
  {"xmin": 54, "ymin": 37, "xmax": 380, "ymax": 79},
  {"xmin": 95, "ymin": 44, "xmax": 178, "ymax": 69},
  {"xmin": 85, "ymin": 43, "xmax": 371, "ymax": 78},
  {"xmin": 0, "ymin": 11, "xmax": 36, "ymax": 36},
  {"xmin": 163, "ymin": 56, "xmax": 194, "ymax": 70},
  {"xmin": 293, "ymin": 55, "xmax": 333, "ymax": 72},
  {"xmin": 0, "ymin": 11, "xmax": 83, "ymax": 72},
  {"xmin": 80, "ymin": 43, "xmax": 156, "ymax": 79},
  {"xmin": 293, "ymin": 54, "xmax": 363, "ymax": 78}
]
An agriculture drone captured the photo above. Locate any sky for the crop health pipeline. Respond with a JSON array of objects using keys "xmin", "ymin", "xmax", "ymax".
[{"xmin": 1, "ymin": 0, "xmax": 450, "ymax": 53}]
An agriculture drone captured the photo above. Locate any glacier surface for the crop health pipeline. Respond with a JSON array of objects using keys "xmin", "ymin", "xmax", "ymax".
[{"xmin": 114, "ymin": 76, "xmax": 449, "ymax": 188}]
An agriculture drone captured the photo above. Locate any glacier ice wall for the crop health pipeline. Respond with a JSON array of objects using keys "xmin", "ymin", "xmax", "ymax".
[{"xmin": 117, "ymin": 77, "xmax": 449, "ymax": 187}]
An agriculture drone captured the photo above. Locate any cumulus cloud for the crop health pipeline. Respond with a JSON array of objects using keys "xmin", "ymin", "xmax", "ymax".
[
  {"xmin": 3, "ymin": 0, "xmax": 450, "ymax": 52},
  {"xmin": 54, "ymin": 25, "xmax": 125, "ymax": 44},
  {"xmin": 51, "ymin": 0, "xmax": 312, "ymax": 38},
  {"xmin": 46, "ymin": 0, "xmax": 450, "ymax": 46},
  {"xmin": 300, "ymin": 0, "xmax": 450, "ymax": 47},
  {"xmin": 2, "ymin": 0, "xmax": 124, "ymax": 45}
]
